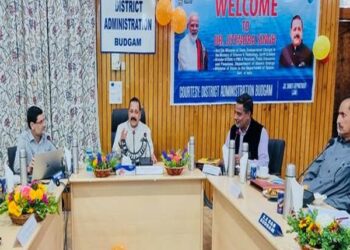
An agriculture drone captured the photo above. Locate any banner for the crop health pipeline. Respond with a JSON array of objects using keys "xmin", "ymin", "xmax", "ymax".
[
  {"xmin": 101, "ymin": 0, "xmax": 156, "ymax": 53},
  {"xmin": 171, "ymin": 0, "xmax": 320, "ymax": 105}
]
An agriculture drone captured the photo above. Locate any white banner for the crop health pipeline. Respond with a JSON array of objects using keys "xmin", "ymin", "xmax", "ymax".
[{"xmin": 101, "ymin": 0, "xmax": 156, "ymax": 53}]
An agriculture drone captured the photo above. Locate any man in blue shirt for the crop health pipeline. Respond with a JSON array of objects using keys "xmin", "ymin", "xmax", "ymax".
[
  {"xmin": 304, "ymin": 96, "xmax": 350, "ymax": 212},
  {"xmin": 14, "ymin": 106, "xmax": 56, "ymax": 174}
]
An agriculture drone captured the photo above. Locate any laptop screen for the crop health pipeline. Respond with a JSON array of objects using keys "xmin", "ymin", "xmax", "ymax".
[{"xmin": 32, "ymin": 149, "xmax": 64, "ymax": 180}]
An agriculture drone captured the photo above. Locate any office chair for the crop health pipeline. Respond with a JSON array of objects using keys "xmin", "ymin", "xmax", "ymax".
[
  {"xmin": 111, "ymin": 108, "xmax": 146, "ymax": 147},
  {"xmin": 268, "ymin": 139, "xmax": 285, "ymax": 176},
  {"xmin": 7, "ymin": 146, "xmax": 17, "ymax": 174}
]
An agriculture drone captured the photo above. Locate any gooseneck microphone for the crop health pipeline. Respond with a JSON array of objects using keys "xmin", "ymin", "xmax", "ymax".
[
  {"xmin": 297, "ymin": 138, "xmax": 336, "ymax": 182},
  {"xmin": 142, "ymin": 132, "xmax": 153, "ymax": 165}
]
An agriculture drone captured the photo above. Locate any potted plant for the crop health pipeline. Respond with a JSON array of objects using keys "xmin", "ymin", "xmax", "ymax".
[
  {"xmin": 88, "ymin": 152, "xmax": 120, "ymax": 178},
  {"xmin": 287, "ymin": 209, "xmax": 350, "ymax": 249},
  {"xmin": 0, "ymin": 181, "xmax": 59, "ymax": 225},
  {"xmin": 161, "ymin": 149, "xmax": 189, "ymax": 176}
]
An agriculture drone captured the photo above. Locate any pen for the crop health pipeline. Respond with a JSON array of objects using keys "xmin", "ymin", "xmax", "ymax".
[{"xmin": 336, "ymin": 217, "xmax": 349, "ymax": 221}]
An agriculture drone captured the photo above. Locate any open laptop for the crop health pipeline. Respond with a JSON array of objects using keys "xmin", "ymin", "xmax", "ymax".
[{"xmin": 32, "ymin": 149, "xmax": 64, "ymax": 180}]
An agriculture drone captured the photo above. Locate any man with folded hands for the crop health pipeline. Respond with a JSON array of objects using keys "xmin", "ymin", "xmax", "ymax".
[
  {"xmin": 303, "ymin": 96, "xmax": 350, "ymax": 212},
  {"xmin": 112, "ymin": 97, "xmax": 157, "ymax": 165}
]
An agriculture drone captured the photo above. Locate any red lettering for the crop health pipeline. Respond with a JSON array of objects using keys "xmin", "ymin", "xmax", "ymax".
[
  {"xmin": 215, "ymin": 0, "xmax": 227, "ymax": 17},
  {"xmin": 271, "ymin": 0, "xmax": 277, "ymax": 16},
  {"xmin": 236, "ymin": 0, "xmax": 242, "ymax": 16},
  {"xmin": 228, "ymin": 0, "xmax": 235, "ymax": 16},
  {"xmin": 242, "ymin": 0, "xmax": 249, "ymax": 16}
]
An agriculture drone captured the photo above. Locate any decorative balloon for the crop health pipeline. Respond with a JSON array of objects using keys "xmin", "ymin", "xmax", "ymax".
[
  {"xmin": 171, "ymin": 7, "xmax": 187, "ymax": 34},
  {"xmin": 313, "ymin": 35, "xmax": 331, "ymax": 63},
  {"xmin": 156, "ymin": 0, "xmax": 172, "ymax": 26}
]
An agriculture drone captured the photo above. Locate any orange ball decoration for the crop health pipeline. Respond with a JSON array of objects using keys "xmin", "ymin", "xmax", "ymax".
[
  {"xmin": 171, "ymin": 7, "xmax": 187, "ymax": 34},
  {"xmin": 156, "ymin": 0, "xmax": 172, "ymax": 26}
]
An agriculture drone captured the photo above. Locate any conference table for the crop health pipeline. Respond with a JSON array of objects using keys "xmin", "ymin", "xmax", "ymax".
[
  {"xmin": 0, "ymin": 181, "xmax": 66, "ymax": 249},
  {"xmin": 208, "ymin": 175, "xmax": 300, "ymax": 250},
  {"xmin": 69, "ymin": 167, "xmax": 206, "ymax": 250}
]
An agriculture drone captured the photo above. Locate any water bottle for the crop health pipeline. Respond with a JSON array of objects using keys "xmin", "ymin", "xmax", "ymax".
[
  {"xmin": 85, "ymin": 148, "xmax": 94, "ymax": 176},
  {"xmin": 188, "ymin": 136, "xmax": 195, "ymax": 171},
  {"xmin": 239, "ymin": 143, "xmax": 249, "ymax": 183},
  {"xmin": 72, "ymin": 137, "xmax": 79, "ymax": 174},
  {"xmin": 228, "ymin": 140, "xmax": 235, "ymax": 177},
  {"xmin": 20, "ymin": 149, "xmax": 28, "ymax": 185},
  {"xmin": 283, "ymin": 163, "xmax": 296, "ymax": 219}
]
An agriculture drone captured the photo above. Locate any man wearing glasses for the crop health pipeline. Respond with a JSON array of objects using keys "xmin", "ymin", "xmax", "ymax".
[
  {"xmin": 178, "ymin": 12, "xmax": 208, "ymax": 71},
  {"xmin": 14, "ymin": 106, "xmax": 56, "ymax": 174}
]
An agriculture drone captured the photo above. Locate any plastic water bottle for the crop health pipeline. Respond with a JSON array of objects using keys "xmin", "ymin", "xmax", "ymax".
[
  {"xmin": 85, "ymin": 148, "xmax": 94, "ymax": 176},
  {"xmin": 20, "ymin": 149, "xmax": 28, "ymax": 185},
  {"xmin": 228, "ymin": 140, "xmax": 235, "ymax": 177},
  {"xmin": 283, "ymin": 163, "xmax": 296, "ymax": 219},
  {"xmin": 188, "ymin": 136, "xmax": 195, "ymax": 171}
]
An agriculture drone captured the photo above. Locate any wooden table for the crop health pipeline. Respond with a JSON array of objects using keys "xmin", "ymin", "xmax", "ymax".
[
  {"xmin": 70, "ymin": 168, "xmax": 206, "ymax": 250},
  {"xmin": 208, "ymin": 176, "xmax": 300, "ymax": 250},
  {"xmin": 0, "ymin": 181, "xmax": 66, "ymax": 249}
]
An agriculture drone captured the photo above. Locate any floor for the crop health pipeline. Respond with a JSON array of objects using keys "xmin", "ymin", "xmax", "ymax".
[{"xmin": 65, "ymin": 206, "xmax": 212, "ymax": 250}]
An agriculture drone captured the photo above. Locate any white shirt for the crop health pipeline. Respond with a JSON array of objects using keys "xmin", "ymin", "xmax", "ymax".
[
  {"xmin": 112, "ymin": 121, "xmax": 154, "ymax": 160},
  {"xmin": 225, "ymin": 126, "xmax": 269, "ymax": 167},
  {"xmin": 178, "ymin": 34, "xmax": 198, "ymax": 71}
]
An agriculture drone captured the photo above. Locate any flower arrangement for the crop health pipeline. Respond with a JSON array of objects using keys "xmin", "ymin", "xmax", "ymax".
[
  {"xmin": 0, "ymin": 181, "xmax": 59, "ymax": 220},
  {"xmin": 287, "ymin": 209, "xmax": 350, "ymax": 249},
  {"xmin": 87, "ymin": 152, "xmax": 120, "ymax": 170},
  {"xmin": 161, "ymin": 149, "xmax": 189, "ymax": 168}
]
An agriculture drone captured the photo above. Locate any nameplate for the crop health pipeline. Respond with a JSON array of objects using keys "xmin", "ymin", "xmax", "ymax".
[
  {"xmin": 16, "ymin": 214, "xmax": 38, "ymax": 246},
  {"xmin": 202, "ymin": 164, "xmax": 221, "ymax": 176},
  {"xmin": 229, "ymin": 183, "xmax": 243, "ymax": 199},
  {"xmin": 136, "ymin": 165, "xmax": 163, "ymax": 175},
  {"xmin": 116, "ymin": 165, "xmax": 136, "ymax": 176},
  {"xmin": 258, "ymin": 212, "xmax": 283, "ymax": 236}
]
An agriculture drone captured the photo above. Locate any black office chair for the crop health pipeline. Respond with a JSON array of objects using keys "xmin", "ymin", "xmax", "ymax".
[
  {"xmin": 111, "ymin": 108, "xmax": 146, "ymax": 147},
  {"xmin": 7, "ymin": 146, "xmax": 17, "ymax": 174},
  {"xmin": 268, "ymin": 139, "xmax": 285, "ymax": 176}
]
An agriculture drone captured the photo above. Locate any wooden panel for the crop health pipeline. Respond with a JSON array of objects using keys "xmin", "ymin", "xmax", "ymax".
[{"xmin": 96, "ymin": 1, "xmax": 339, "ymax": 178}]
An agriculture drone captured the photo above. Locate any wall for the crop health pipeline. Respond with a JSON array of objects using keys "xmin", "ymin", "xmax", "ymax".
[{"xmin": 96, "ymin": 0, "xmax": 339, "ymax": 178}]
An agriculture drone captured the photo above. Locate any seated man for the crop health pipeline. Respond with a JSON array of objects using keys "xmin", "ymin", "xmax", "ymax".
[
  {"xmin": 112, "ymin": 97, "xmax": 157, "ymax": 164},
  {"xmin": 14, "ymin": 106, "xmax": 56, "ymax": 174},
  {"xmin": 303, "ymin": 96, "xmax": 350, "ymax": 212},
  {"xmin": 225, "ymin": 93, "xmax": 269, "ymax": 167}
]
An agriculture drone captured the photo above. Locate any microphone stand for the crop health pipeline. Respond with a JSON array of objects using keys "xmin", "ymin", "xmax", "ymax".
[{"xmin": 297, "ymin": 138, "xmax": 335, "ymax": 182}]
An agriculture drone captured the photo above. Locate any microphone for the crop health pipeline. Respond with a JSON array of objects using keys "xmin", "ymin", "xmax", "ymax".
[
  {"xmin": 297, "ymin": 138, "xmax": 335, "ymax": 182},
  {"xmin": 139, "ymin": 133, "xmax": 153, "ymax": 165}
]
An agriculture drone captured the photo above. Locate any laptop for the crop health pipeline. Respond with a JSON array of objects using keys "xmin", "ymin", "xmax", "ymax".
[{"xmin": 32, "ymin": 149, "xmax": 64, "ymax": 180}]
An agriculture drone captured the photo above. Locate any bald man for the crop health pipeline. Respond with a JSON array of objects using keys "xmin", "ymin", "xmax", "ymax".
[{"xmin": 303, "ymin": 96, "xmax": 350, "ymax": 212}]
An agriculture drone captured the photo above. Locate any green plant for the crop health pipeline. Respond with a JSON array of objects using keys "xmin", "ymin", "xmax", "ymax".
[{"xmin": 287, "ymin": 209, "xmax": 350, "ymax": 249}]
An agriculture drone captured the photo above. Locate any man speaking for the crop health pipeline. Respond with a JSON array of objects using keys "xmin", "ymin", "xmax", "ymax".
[{"xmin": 112, "ymin": 97, "xmax": 157, "ymax": 165}]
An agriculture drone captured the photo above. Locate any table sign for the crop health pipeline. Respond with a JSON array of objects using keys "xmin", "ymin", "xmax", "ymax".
[
  {"xmin": 229, "ymin": 183, "xmax": 243, "ymax": 199},
  {"xmin": 202, "ymin": 164, "xmax": 221, "ymax": 176},
  {"xmin": 16, "ymin": 214, "xmax": 38, "ymax": 246},
  {"xmin": 258, "ymin": 212, "xmax": 283, "ymax": 236}
]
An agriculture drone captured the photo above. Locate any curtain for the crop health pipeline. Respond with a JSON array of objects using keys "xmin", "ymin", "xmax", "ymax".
[{"xmin": 0, "ymin": 0, "xmax": 99, "ymax": 163}]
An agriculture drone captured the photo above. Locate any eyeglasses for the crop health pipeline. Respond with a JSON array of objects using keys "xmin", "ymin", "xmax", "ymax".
[{"xmin": 35, "ymin": 118, "xmax": 45, "ymax": 124}]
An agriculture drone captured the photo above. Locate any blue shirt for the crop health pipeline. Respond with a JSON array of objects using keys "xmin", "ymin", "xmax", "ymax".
[
  {"xmin": 304, "ymin": 137, "xmax": 350, "ymax": 212},
  {"xmin": 14, "ymin": 130, "xmax": 56, "ymax": 174}
]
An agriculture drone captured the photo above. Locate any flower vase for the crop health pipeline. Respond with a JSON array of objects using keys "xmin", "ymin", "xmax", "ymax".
[
  {"xmin": 94, "ymin": 168, "xmax": 112, "ymax": 178},
  {"xmin": 165, "ymin": 166, "xmax": 184, "ymax": 176},
  {"xmin": 10, "ymin": 213, "xmax": 44, "ymax": 225}
]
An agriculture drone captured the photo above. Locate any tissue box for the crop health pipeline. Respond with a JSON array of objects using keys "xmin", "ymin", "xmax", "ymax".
[{"xmin": 115, "ymin": 165, "xmax": 136, "ymax": 176}]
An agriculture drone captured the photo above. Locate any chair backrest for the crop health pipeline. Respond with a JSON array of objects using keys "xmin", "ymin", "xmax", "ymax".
[
  {"xmin": 268, "ymin": 139, "xmax": 285, "ymax": 176},
  {"xmin": 111, "ymin": 108, "xmax": 146, "ymax": 146},
  {"xmin": 7, "ymin": 146, "xmax": 17, "ymax": 174}
]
